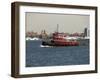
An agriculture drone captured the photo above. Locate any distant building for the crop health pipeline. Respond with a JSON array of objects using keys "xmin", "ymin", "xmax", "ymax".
[
  {"xmin": 26, "ymin": 31, "xmax": 38, "ymax": 38},
  {"xmin": 40, "ymin": 30, "xmax": 48, "ymax": 39},
  {"xmin": 84, "ymin": 27, "xmax": 90, "ymax": 37}
]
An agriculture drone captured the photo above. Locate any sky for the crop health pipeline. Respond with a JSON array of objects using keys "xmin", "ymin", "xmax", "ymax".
[{"xmin": 26, "ymin": 12, "xmax": 89, "ymax": 34}]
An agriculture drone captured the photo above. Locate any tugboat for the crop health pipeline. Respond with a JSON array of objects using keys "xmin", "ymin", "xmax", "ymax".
[{"xmin": 42, "ymin": 24, "xmax": 79, "ymax": 46}]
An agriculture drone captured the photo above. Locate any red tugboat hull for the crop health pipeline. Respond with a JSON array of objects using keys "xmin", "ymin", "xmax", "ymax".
[
  {"xmin": 42, "ymin": 40, "xmax": 79, "ymax": 46},
  {"xmin": 54, "ymin": 42, "xmax": 79, "ymax": 46}
]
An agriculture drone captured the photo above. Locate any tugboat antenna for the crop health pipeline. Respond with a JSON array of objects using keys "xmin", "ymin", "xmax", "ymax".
[{"xmin": 57, "ymin": 24, "xmax": 59, "ymax": 33}]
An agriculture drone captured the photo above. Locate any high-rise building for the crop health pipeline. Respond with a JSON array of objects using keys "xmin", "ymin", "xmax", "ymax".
[{"xmin": 84, "ymin": 27, "xmax": 90, "ymax": 37}]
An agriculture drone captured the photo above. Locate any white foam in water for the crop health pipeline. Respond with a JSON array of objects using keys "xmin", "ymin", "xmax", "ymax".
[{"xmin": 40, "ymin": 45, "xmax": 52, "ymax": 48}]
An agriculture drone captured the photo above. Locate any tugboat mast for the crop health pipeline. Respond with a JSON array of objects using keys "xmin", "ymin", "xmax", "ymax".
[{"xmin": 57, "ymin": 24, "xmax": 59, "ymax": 33}]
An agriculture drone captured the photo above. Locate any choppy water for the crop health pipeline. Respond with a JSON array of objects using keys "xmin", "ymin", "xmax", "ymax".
[{"xmin": 26, "ymin": 40, "xmax": 89, "ymax": 67}]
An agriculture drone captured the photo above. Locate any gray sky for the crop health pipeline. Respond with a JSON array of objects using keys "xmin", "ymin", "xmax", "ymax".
[{"xmin": 26, "ymin": 12, "xmax": 89, "ymax": 34}]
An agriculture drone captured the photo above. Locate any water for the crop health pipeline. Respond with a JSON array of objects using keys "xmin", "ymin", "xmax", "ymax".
[{"xmin": 26, "ymin": 40, "xmax": 89, "ymax": 67}]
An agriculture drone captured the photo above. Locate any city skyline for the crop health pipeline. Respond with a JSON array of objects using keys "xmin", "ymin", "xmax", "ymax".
[{"xmin": 26, "ymin": 12, "xmax": 90, "ymax": 34}]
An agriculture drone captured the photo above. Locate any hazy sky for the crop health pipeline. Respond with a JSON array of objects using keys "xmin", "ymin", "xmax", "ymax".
[{"xmin": 26, "ymin": 12, "xmax": 89, "ymax": 34}]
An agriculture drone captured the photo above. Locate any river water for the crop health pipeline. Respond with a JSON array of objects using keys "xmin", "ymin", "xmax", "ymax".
[{"xmin": 26, "ymin": 40, "xmax": 89, "ymax": 67}]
